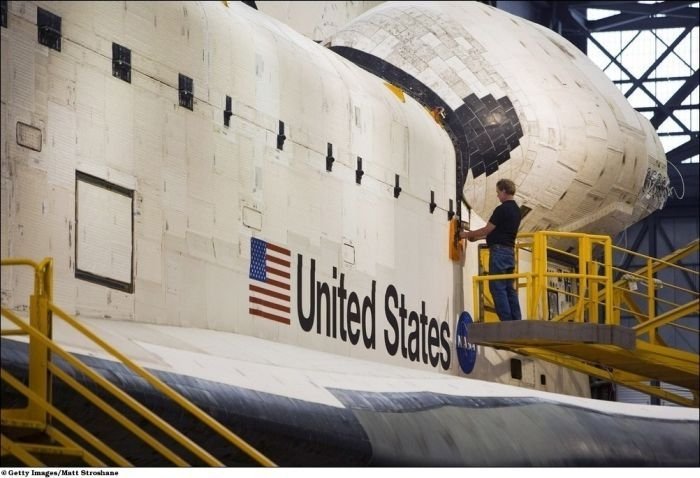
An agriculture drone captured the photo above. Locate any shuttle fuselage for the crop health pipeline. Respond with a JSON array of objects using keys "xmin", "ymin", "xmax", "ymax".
[{"xmin": 0, "ymin": 1, "xmax": 690, "ymax": 457}]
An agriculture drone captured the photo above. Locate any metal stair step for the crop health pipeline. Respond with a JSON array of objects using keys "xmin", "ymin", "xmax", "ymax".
[
  {"xmin": 0, "ymin": 417, "xmax": 45, "ymax": 430},
  {"xmin": 15, "ymin": 442, "xmax": 84, "ymax": 457}
]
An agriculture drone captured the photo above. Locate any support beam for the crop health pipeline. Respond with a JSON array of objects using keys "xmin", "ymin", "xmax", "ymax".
[
  {"xmin": 581, "ymin": 27, "xmax": 689, "ymax": 133},
  {"xmin": 666, "ymin": 137, "xmax": 699, "ymax": 164},
  {"xmin": 569, "ymin": 1, "xmax": 699, "ymax": 31},
  {"xmin": 635, "ymin": 105, "xmax": 699, "ymax": 112},
  {"xmin": 616, "ymin": 221, "xmax": 648, "ymax": 280},
  {"xmin": 623, "ymin": 27, "xmax": 693, "ymax": 100},
  {"xmin": 634, "ymin": 300, "xmax": 700, "ymax": 337},
  {"xmin": 590, "ymin": 14, "xmax": 700, "ymax": 32},
  {"xmin": 569, "ymin": 1, "xmax": 697, "ymax": 16},
  {"xmin": 650, "ymin": 71, "xmax": 700, "ymax": 129},
  {"xmin": 657, "ymin": 226, "xmax": 698, "ymax": 290}
]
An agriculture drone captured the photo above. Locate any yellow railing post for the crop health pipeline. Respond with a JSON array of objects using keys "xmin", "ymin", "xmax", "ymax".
[
  {"xmin": 576, "ymin": 235, "xmax": 590, "ymax": 322},
  {"xmin": 528, "ymin": 234, "xmax": 536, "ymax": 320},
  {"xmin": 25, "ymin": 259, "xmax": 53, "ymax": 425},
  {"xmin": 612, "ymin": 287, "xmax": 622, "ymax": 325},
  {"xmin": 472, "ymin": 276, "xmax": 480, "ymax": 322},
  {"xmin": 604, "ymin": 237, "xmax": 614, "ymax": 325},
  {"xmin": 540, "ymin": 232, "xmax": 548, "ymax": 321},
  {"xmin": 589, "ymin": 251, "xmax": 599, "ymax": 325},
  {"xmin": 526, "ymin": 269, "xmax": 534, "ymax": 320},
  {"xmin": 646, "ymin": 256, "xmax": 659, "ymax": 344},
  {"xmin": 26, "ymin": 293, "xmax": 44, "ymax": 423}
]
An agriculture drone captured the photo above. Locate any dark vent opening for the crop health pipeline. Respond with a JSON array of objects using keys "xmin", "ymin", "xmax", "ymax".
[
  {"xmin": 540, "ymin": 374, "xmax": 547, "ymax": 386},
  {"xmin": 178, "ymin": 73, "xmax": 194, "ymax": 110},
  {"xmin": 356, "ymin": 157, "xmax": 364, "ymax": 184},
  {"xmin": 37, "ymin": 7, "xmax": 61, "ymax": 51},
  {"xmin": 510, "ymin": 358, "xmax": 522, "ymax": 380},
  {"xmin": 326, "ymin": 143, "xmax": 335, "ymax": 171},
  {"xmin": 224, "ymin": 96, "xmax": 233, "ymax": 127},
  {"xmin": 112, "ymin": 43, "xmax": 131, "ymax": 83},
  {"xmin": 277, "ymin": 120, "xmax": 286, "ymax": 150}
]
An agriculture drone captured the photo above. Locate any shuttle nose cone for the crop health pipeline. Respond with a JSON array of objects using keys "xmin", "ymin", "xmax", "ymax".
[{"xmin": 329, "ymin": 1, "xmax": 669, "ymax": 237}]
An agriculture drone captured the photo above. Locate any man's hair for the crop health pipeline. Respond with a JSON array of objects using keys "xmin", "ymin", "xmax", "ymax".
[{"xmin": 496, "ymin": 179, "xmax": 516, "ymax": 195}]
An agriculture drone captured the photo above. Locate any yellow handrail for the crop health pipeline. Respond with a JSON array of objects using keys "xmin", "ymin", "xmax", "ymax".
[
  {"xmin": 469, "ymin": 232, "xmax": 698, "ymax": 406},
  {"xmin": 1, "ymin": 369, "xmax": 131, "ymax": 466},
  {"xmin": 49, "ymin": 303, "xmax": 275, "ymax": 466},
  {"xmin": 1, "ymin": 433, "xmax": 46, "ymax": 466},
  {"xmin": 472, "ymin": 232, "xmax": 698, "ymax": 332},
  {"xmin": 2, "ymin": 308, "xmax": 197, "ymax": 465},
  {"xmin": 49, "ymin": 364, "xmax": 189, "ymax": 465},
  {"xmin": 1, "ymin": 257, "xmax": 276, "ymax": 467}
]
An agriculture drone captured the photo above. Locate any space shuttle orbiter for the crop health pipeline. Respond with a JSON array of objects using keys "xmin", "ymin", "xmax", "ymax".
[{"xmin": 1, "ymin": 0, "xmax": 695, "ymax": 466}]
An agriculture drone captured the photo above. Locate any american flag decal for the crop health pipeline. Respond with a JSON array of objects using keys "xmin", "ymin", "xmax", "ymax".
[{"xmin": 249, "ymin": 237, "xmax": 292, "ymax": 325}]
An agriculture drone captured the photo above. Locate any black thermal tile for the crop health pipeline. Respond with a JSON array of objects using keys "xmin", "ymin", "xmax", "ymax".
[
  {"xmin": 464, "ymin": 94, "xmax": 482, "ymax": 110},
  {"xmin": 482, "ymin": 95, "xmax": 499, "ymax": 111},
  {"xmin": 498, "ymin": 96, "xmax": 513, "ymax": 109},
  {"xmin": 468, "ymin": 116, "xmax": 485, "ymax": 133},
  {"xmin": 475, "ymin": 133, "xmax": 493, "ymax": 151},
  {"xmin": 505, "ymin": 108, "xmax": 520, "ymax": 125},
  {"xmin": 492, "ymin": 134, "xmax": 507, "ymax": 151},
  {"xmin": 454, "ymin": 107, "xmax": 473, "ymax": 124},
  {"xmin": 485, "ymin": 161, "xmax": 499, "ymax": 175},
  {"xmin": 496, "ymin": 149, "xmax": 510, "ymax": 164},
  {"xmin": 514, "ymin": 123, "xmax": 524, "ymax": 138}
]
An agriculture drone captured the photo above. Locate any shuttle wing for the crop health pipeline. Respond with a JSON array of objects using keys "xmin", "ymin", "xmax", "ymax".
[{"xmin": 2, "ymin": 320, "xmax": 698, "ymax": 466}]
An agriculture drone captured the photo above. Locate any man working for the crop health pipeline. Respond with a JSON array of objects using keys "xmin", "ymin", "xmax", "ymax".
[{"xmin": 460, "ymin": 179, "xmax": 522, "ymax": 321}]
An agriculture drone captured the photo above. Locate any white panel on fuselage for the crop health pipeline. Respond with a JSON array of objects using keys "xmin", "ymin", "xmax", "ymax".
[{"xmin": 76, "ymin": 179, "xmax": 132, "ymax": 283}]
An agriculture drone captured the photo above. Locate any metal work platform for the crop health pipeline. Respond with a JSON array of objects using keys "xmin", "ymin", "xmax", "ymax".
[
  {"xmin": 469, "ymin": 232, "xmax": 699, "ymax": 407},
  {"xmin": 469, "ymin": 321, "xmax": 699, "ymax": 402}
]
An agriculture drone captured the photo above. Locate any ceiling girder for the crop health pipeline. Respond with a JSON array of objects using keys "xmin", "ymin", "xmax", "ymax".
[
  {"xmin": 666, "ymin": 137, "xmax": 700, "ymax": 164},
  {"xmin": 567, "ymin": 1, "xmax": 697, "ymax": 15},
  {"xmin": 623, "ymin": 27, "xmax": 692, "ymax": 99},
  {"xmin": 650, "ymin": 71, "xmax": 699, "ymax": 129},
  {"xmin": 589, "ymin": 7, "xmax": 699, "ymax": 32},
  {"xmin": 567, "ymin": 6, "xmax": 695, "ymax": 137}
]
